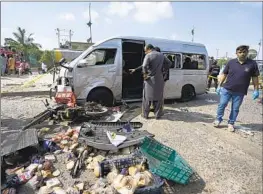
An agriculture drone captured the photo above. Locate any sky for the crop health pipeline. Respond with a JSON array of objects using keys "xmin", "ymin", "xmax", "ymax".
[{"xmin": 1, "ymin": 2, "xmax": 262, "ymax": 59}]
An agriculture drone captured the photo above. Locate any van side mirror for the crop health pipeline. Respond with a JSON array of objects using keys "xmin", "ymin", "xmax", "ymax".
[
  {"xmin": 77, "ymin": 59, "xmax": 89, "ymax": 68},
  {"xmin": 59, "ymin": 58, "xmax": 66, "ymax": 65}
]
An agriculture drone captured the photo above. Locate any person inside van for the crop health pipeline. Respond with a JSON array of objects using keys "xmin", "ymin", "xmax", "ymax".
[
  {"xmin": 167, "ymin": 55, "xmax": 175, "ymax": 68},
  {"xmin": 183, "ymin": 57, "xmax": 192, "ymax": 69},
  {"xmin": 191, "ymin": 60, "xmax": 198, "ymax": 69}
]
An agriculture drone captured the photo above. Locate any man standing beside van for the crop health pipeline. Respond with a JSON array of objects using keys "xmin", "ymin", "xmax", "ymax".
[
  {"xmin": 154, "ymin": 47, "xmax": 172, "ymax": 112},
  {"xmin": 213, "ymin": 45, "xmax": 260, "ymax": 132},
  {"xmin": 141, "ymin": 44, "xmax": 170, "ymax": 119}
]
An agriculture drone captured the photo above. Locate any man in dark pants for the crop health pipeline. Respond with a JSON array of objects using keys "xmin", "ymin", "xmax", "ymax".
[
  {"xmin": 141, "ymin": 44, "xmax": 171, "ymax": 119},
  {"xmin": 207, "ymin": 60, "xmax": 220, "ymax": 90},
  {"xmin": 213, "ymin": 45, "xmax": 260, "ymax": 132},
  {"xmin": 154, "ymin": 47, "xmax": 171, "ymax": 112}
]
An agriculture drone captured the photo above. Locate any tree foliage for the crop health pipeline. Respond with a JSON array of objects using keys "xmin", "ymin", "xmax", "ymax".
[
  {"xmin": 4, "ymin": 27, "xmax": 42, "ymax": 62},
  {"xmin": 217, "ymin": 58, "xmax": 228, "ymax": 67},
  {"xmin": 39, "ymin": 50, "xmax": 55, "ymax": 69}
]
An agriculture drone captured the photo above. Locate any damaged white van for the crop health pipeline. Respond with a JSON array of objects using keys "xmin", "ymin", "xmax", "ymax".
[{"xmin": 52, "ymin": 36, "xmax": 209, "ymax": 106}]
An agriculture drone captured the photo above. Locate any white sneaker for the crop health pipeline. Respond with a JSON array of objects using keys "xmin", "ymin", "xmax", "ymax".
[
  {"xmin": 213, "ymin": 120, "xmax": 221, "ymax": 127},
  {"xmin": 227, "ymin": 124, "xmax": 235, "ymax": 132}
]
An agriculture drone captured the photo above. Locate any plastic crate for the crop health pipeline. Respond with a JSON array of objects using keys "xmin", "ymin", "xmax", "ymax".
[
  {"xmin": 139, "ymin": 136, "xmax": 194, "ymax": 185},
  {"xmin": 99, "ymin": 156, "xmax": 164, "ymax": 194}
]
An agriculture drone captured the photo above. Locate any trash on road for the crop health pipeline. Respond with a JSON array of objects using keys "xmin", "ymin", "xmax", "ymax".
[
  {"xmin": 1, "ymin": 100, "xmax": 195, "ymax": 194},
  {"xmin": 205, "ymin": 99, "xmax": 217, "ymax": 103}
]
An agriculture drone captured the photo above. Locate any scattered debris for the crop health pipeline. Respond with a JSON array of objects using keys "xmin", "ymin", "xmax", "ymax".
[
  {"xmin": 44, "ymin": 154, "xmax": 56, "ymax": 162},
  {"xmin": 1, "ymin": 100, "xmax": 195, "ymax": 194},
  {"xmin": 107, "ymin": 131, "xmax": 127, "ymax": 147},
  {"xmin": 78, "ymin": 122, "xmax": 154, "ymax": 151},
  {"xmin": 1, "ymin": 128, "xmax": 39, "ymax": 157},
  {"xmin": 179, "ymin": 107, "xmax": 189, "ymax": 112},
  {"xmin": 205, "ymin": 99, "xmax": 217, "ymax": 103},
  {"xmin": 46, "ymin": 177, "xmax": 62, "ymax": 188},
  {"xmin": 236, "ymin": 126, "xmax": 255, "ymax": 136}
]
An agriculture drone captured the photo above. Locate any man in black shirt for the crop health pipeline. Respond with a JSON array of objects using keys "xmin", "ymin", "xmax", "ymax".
[
  {"xmin": 207, "ymin": 60, "xmax": 220, "ymax": 90},
  {"xmin": 213, "ymin": 45, "xmax": 260, "ymax": 132}
]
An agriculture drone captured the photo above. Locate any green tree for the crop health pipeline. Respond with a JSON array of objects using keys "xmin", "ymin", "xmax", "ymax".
[
  {"xmin": 39, "ymin": 50, "xmax": 55, "ymax": 69},
  {"xmin": 4, "ymin": 27, "xmax": 42, "ymax": 61},
  {"xmin": 217, "ymin": 58, "xmax": 228, "ymax": 67},
  {"xmin": 28, "ymin": 48, "xmax": 43, "ymax": 66}
]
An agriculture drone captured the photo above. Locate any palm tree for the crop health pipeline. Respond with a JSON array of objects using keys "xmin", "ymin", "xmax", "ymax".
[{"xmin": 4, "ymin": 27, "xmax": 42, "ymax": 60}]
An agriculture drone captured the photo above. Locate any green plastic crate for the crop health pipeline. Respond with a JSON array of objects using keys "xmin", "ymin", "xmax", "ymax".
[{"xmin": 139, "ymin": 136, "xmax": 194, "ymax": 185}]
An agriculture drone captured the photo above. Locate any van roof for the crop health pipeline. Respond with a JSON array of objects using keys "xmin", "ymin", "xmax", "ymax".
[
  {"xmin": 94, "ymin": 36, "xmax": 208, "ymax": 54},
  {"xmin": 95, "ymin": 36, "xmax": 205, "ymax": 47}
]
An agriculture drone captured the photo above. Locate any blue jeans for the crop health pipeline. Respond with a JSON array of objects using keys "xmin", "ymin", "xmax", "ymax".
[{"xmin": 216, "ymin": 87, "xmax": 244, "ymax": 125}]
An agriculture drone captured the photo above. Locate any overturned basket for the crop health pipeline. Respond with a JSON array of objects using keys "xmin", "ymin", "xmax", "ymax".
[{"xmin": 139, "ymin": 136, "xmax": 194, "ymax": 185}]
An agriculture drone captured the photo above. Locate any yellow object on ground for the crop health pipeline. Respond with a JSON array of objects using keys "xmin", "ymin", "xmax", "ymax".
[
  {"xmin": 21, "ymin": 67, "xmax": 55, "ymax": 88},
  {"xmin": 1, "ymin": 67, "xmax": 55, "ymax": 94}
]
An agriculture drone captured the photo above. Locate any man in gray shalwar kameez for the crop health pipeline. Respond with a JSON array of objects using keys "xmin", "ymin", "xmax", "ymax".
[{"xmin": 141, "ymin": 44, "xmax": 171, "ymax": 119}]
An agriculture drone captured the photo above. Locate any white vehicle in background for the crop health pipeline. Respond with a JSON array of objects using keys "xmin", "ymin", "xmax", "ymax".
[{"xmin": 52, "ymin": 36, "xmax": 209, "ymax": 106}]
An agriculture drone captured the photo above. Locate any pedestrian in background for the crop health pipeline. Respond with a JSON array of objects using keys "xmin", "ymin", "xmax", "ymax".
[
  {"xmin": 207, "ymin": 60, "xmax": 220, "ymax": 90},
  {"xmin": 41, "ymin": 62, "xmax": 47, "ymax": 73},
  {"xmin": 8, "ymin": 55, "xmax": 15, "ymax": 75},
  {"xmin": 0, "ymin": 54, "xmax": 7, "ymax": 76},
  {"xmin": 18, "ymin": 60, "xmax": 25, "ymax": 77}
]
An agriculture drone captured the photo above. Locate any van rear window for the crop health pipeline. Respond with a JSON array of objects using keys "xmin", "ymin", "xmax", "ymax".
[
  {"xmin": 164, "ymin": 53, "xmax": 182, "ymax": 69},
  {"xmin": 182, "ymin": 53, "xmax": 206, "ymax": 70}
]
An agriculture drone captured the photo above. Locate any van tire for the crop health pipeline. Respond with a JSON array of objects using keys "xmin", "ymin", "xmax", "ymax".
[
  {"xmin": 180, "ymin": 85, "xmax": 196, "ymax": 102},
  {"xmin": 87, "ymin": 88, "xmax": 114, "ymax": 107}
]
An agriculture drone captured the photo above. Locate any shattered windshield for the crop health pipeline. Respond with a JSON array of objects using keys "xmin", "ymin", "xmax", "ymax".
[{"xmin": 69, "ymin": 46, "xmax": 94, "ymax": 66}]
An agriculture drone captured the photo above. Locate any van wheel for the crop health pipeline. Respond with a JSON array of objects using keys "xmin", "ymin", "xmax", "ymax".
[
  {"xmin": 87, "ymin": 89, "xmax": 114, "ymax": 107},
  {"xmin": 180, "ymin": 85, "xmax": 196, "ymax": 102}
]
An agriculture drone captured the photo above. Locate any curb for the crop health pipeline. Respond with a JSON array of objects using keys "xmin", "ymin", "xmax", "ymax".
[{"xmin": 1, "ymin": 90, "xmax": 50, "ymax": 97}]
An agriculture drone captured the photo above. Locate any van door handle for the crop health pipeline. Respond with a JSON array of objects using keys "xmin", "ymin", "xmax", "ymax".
[{"xmin": 108, "ymin": 67, "xmax": 116, "ymax": 72}]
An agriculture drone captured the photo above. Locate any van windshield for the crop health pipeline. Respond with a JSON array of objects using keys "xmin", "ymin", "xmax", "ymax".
[{"xmin": 69, "ymin": 46, "xmax": 94, "ymax": 66}]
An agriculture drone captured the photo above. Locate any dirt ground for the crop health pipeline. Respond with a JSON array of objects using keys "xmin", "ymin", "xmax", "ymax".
[{"xmin": 1, "ymin": 74, "xmax": 262, "ymax": 194}]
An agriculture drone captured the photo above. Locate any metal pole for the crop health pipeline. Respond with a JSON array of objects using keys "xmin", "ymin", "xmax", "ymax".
[
  {"xmin": 257, "ymin": 39, "xmax": 262, "ymax": 60},
  {"xmin": 216, "ymin": 49, "xmax": 219, "ymax": 59},
  {"xmin": 191, "ymin": 26, "xmax": 195, "ymax": 42},
  {"xmin": 55, "ymin": 28, "xmax": 60, "ymax": 48},
  {"xmin": 89, "ymin": 3, "xmax": 92, "ymax": 43},
  {"xmin": 69, "ymin": 30, "xmax": 72, "ymax": 49},
  {"xmin": 69, "ymin": 30, "xmax": 71, "ymax": 44}
]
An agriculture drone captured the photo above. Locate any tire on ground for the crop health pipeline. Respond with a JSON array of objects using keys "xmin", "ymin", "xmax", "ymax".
[{"xmin": 180, "ymin": 84, "xmax": 196, "ymax": 102}]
